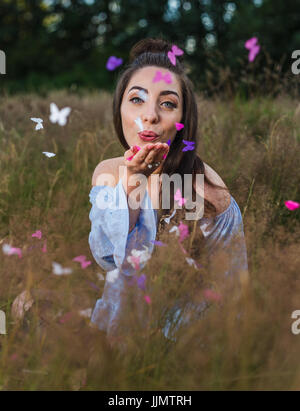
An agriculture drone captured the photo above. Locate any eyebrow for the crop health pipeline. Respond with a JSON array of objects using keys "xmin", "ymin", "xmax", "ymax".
[{"xmin": 128, "ymin": 86, "xmax": 180, "ymax": 100}]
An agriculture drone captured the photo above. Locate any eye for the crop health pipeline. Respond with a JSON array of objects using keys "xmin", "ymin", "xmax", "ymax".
[{"xmin": 129, "ymin": 97, "xmax": 177, "ymax": 108}]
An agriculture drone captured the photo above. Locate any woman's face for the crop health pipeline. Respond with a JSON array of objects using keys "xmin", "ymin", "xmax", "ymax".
[{"xmin": 120, "ymin": 66, "xmax": 183, "ymax": 150}]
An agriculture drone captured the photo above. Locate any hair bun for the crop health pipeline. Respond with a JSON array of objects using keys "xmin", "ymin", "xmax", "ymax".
[{"xmin": 129, "ymin": 37, "xmax": 184, "ymax": 64}]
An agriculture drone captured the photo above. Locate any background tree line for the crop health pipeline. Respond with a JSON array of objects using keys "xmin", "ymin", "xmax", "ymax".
[{"xmin": 0, "ymin": 0, "xmax": 299, "ymax": 97}]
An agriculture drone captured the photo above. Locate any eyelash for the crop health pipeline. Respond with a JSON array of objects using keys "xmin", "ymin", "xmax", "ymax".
[{"xmin": 129, "ymin": 97, "xmax": 177, "ymax": 108}]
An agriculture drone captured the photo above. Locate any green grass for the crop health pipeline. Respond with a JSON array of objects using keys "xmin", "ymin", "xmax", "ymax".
[{"xmin": 0, "ymin": 89, "xmax": 299, "ymax": 390}]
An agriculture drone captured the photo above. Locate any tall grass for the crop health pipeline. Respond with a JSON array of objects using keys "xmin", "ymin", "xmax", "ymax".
[{"xmin": 0, "ymin": 89, "xmax": 299, "ymax": 390}]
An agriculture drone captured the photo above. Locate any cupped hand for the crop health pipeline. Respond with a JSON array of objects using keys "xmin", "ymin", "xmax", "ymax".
[{"xmin": 124, "ymin": 143, "xmax": 169, "ymax": 177}]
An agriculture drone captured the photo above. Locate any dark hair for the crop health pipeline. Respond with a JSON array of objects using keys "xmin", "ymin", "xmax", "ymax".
[{"xmin": 112, "ymin": 37, "xmax": 228, "ymax": 232}]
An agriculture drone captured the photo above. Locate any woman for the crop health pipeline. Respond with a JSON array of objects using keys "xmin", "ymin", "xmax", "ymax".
[{"xmin": 88, "ymin": 38, "xmax": 249, "ymax": 343}]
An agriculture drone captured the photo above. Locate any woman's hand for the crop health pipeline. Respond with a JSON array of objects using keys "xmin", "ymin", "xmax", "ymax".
[{"xmin": 124, "ymin": 143, "xmax": 169, "ymax": 178}]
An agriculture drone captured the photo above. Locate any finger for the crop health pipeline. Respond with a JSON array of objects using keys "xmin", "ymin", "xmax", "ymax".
[
  {"xmin": 125, "ymin": 145, "xmax": 139, "ymax": 161},
  {"xmin": 146, "ymin": 144, "xmax": 168, "ymax": 163},
  {"xmin": 135, "ymin": 145, "xmax": 155, "ymax": 162}
]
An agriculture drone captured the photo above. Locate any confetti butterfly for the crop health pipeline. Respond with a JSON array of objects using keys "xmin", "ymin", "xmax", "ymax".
[
  {"xmin": 175, "ymin": 122, "xmax": 184, "ymax": 131},
  {"xmin": 174, "ymin": 188, "xmax": 187, "ymax": 206},
  {"xmin": 137, "ymin": 274, "xmax": 146, "ymax": 290},
  {"xmin": 127, "ymin": 246, "xmax": 152, "ymax": 270},
  {"xmin": 144, "ymin": 295, "xmax": 151, "ymax": 305},
  {"xmin": 126, "ymin": 145, "xmax": 141, "ymax": 161},
  {"xmin": 106, "ymin": 56, "xmax": 123, "ymax": 71},
  {"xmin": 169, "ymin": 225, "xmax": 180, "ymax": 236},
  {"xmin": 106, "ymin": 268, "xmax": 120, "ymax": 283},
  {"xmin": 30, "ymin": 117, "xmax": 43, "ymax": 130},
  {"xmin": 178, "ymin": 221, "xmax": 189, "ymax": 242},
  {"xmin": 2, "ymin": 244, "xmax": 22, "ymax": 258},
  {"xmin": 285, "ymin": 200, "xmax": 300, "ymax": 211},
  {"xmin": 138, "ymin": 89, "xmax": 148, "ymax": 101},
  {"xmin": 128, "ymin": 255, "xmax": 140, "ymax": 271},
  {"xmin": 78, "ymin": 308, "xmax": 92, "ymax": 318},
  {"xmin": 52, "ymin": 262, "xmax": 73, "ymax": 276},
  {"xmin": 49, "ymin": 102, "xmax": 71, "ymax": 126},
  {"xmin": 244, "ymin": 37, "xmax": 260, "ymax": 62},
  {"xmin": 42, "ymin": 152, "xmax": 56, "ymax": 158},
  {"xmin": 182, "ymin": 140, "xmax": 195, "ymax": 152},
  {"xmin": 73, "ymin": 255, "xmax": 92, "ymax": 269},
  {"xmin": 134, "ymin": 116, "xmax": 143, "ymax": 131},
  {"xmin": 32, "ymin": 230, "xmax": 42, "ymax": 240},
  {"xmin": 152, "ymin": 70, "xmax": 172, "ymax": 84},
  {"xmin": 163, "ymin": 209, "xmax": 176, "ymax": 224},
  {"xmin": 186, "ymin": 257, "xmax": 202, "ymax": 269},
  {"xmin": 167, "ymin": 45, "xmax": 184, "ymax": 66},
  {"xmin": 163, "ymin": 139, "xmax": 172, "ymax": 159},
  {"xmin": 129, "ymin": 273, "xmax": 147, "ymax": 290}
]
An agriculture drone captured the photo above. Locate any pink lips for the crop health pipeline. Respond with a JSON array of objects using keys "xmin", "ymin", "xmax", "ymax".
[{"xmin": 138, "ymin": 131, "xmax": 159, "ymax": 141}]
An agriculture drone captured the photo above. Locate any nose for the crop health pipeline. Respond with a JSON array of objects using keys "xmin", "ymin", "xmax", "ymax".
[{"xmin": 141, "ymin": 104, "xmax": 159, "ymax": 123}]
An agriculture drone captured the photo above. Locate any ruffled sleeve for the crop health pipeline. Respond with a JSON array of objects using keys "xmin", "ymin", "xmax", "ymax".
[
  {"xmin": 88, "ymin": 178, "xmax": 157, "ymax": 276},
  {"xmin": 198, "ymin": 195, "xmax": 249, "ymax": 278}
]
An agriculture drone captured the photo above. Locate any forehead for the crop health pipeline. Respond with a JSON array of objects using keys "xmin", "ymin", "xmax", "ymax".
[{"xmin": 126, "ymin": 66, "xmax": 181, "ymax": 96}]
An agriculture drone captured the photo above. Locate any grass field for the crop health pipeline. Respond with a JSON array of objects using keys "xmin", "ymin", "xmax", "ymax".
[{"xmin": 0, "ymin": 89, "xmax": 300, "ymax": 390}]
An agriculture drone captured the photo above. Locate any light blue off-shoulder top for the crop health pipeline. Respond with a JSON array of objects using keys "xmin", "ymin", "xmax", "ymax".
[{"xmin": 88, "ymin": 178, "xmax": 249, "ymax": 340}]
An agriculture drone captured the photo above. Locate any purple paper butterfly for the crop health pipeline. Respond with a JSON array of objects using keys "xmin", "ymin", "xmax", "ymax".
[{"xmin": 106, "ymin": 56, "xmax": 123, "ymax": 71}]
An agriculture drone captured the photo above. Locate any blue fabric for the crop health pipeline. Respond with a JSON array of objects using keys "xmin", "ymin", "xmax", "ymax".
[{"xmin": 88, "ymin": 180, "xmax": 249, "ymax": 339}]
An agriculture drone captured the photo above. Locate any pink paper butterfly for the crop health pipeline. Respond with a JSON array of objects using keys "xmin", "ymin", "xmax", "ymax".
[
  {"xmin": 175, "ymin": 122, "xmax": 184, "ymax": 131},
  {"xmin": 178, "ymin": 221, "xmax": 189, "ymax": 242},
  {"xmin": 245, "ymin": 37, "xmax": 260, "ymax": 62},
  {"xmin": 130, "ymin": 255, "xmax": 140, "ymax": 271},
  {"xmin": 144, "ymin": 295, "xmax": 151, "ymax": 305},
  {"xmin": 2, "ymin": 244, "xmax": 22, "ymax": 258},
  {"xmin": 285, "ymin": 200, "xmax": 300, "ymax": 211},
  {"xmin": 32, "ymin": 230, "xmax": 42, "ymax": 239},
  {"xmin": 167, "ymin": 45, "xmax": 184, "ymax": 66},
  {"xmin": 73, "ymin": 255, "xmax": 92, "ymax": 269},
  {"xmin": 152, "ymin": 70, "xmax": 172, "ymax": 84},
  {"xmin": 174, "ymin": 189, "xmax": 186, "ymax": 206}
]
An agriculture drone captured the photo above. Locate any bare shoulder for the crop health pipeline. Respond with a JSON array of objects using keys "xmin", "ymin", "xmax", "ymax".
[
  {"xmin": 198, "ymin": 161, "xmax": 231, "ymax": 216},
  {"xmin": 92, "ymin": 157, "xmax": 122, "ymax": 187}
]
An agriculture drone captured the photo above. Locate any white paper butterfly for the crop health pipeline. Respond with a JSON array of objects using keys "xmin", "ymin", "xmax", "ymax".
[
  {"xmin": 31, "ymin": 117, "xmax": 43, "ymax": 130},
  {"xmin": 186, "ymin": 257, "xmax": 198, "ymax": 269},
  {"xmin": 2, "ymin": 243, "xmax": 13, "ymax": 255},
  {"xmin": 138, "ymin": 89, "xmax": 148, "ymax": 101},
  {"xmin": 49, "ymin": 103, "xmax": 71, "ymax": 126},
  {"xmin": 134, "ymin": 116, "xmax": 143, "ymax": 132},
  {"xmin": 169, "ymin": 225, "xmax": 180, "ymax": 236},
  {"xmin": 106, "ymin": 268, "xmax": 120, "ymax": 283},
  {"xmin": 52, "ymin": 261, "xmax": 73, "ymax": 275},
  {"xmin": 78, "ymin": 308, "xmax": 92, "ymax": 318},
  {"xmin": 163, "ymin": 209, "xmax": 176, "ymax": 224},
  {"xmin": 42, "ymin": 152, "xmax": 56, "ymax": 158}
]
